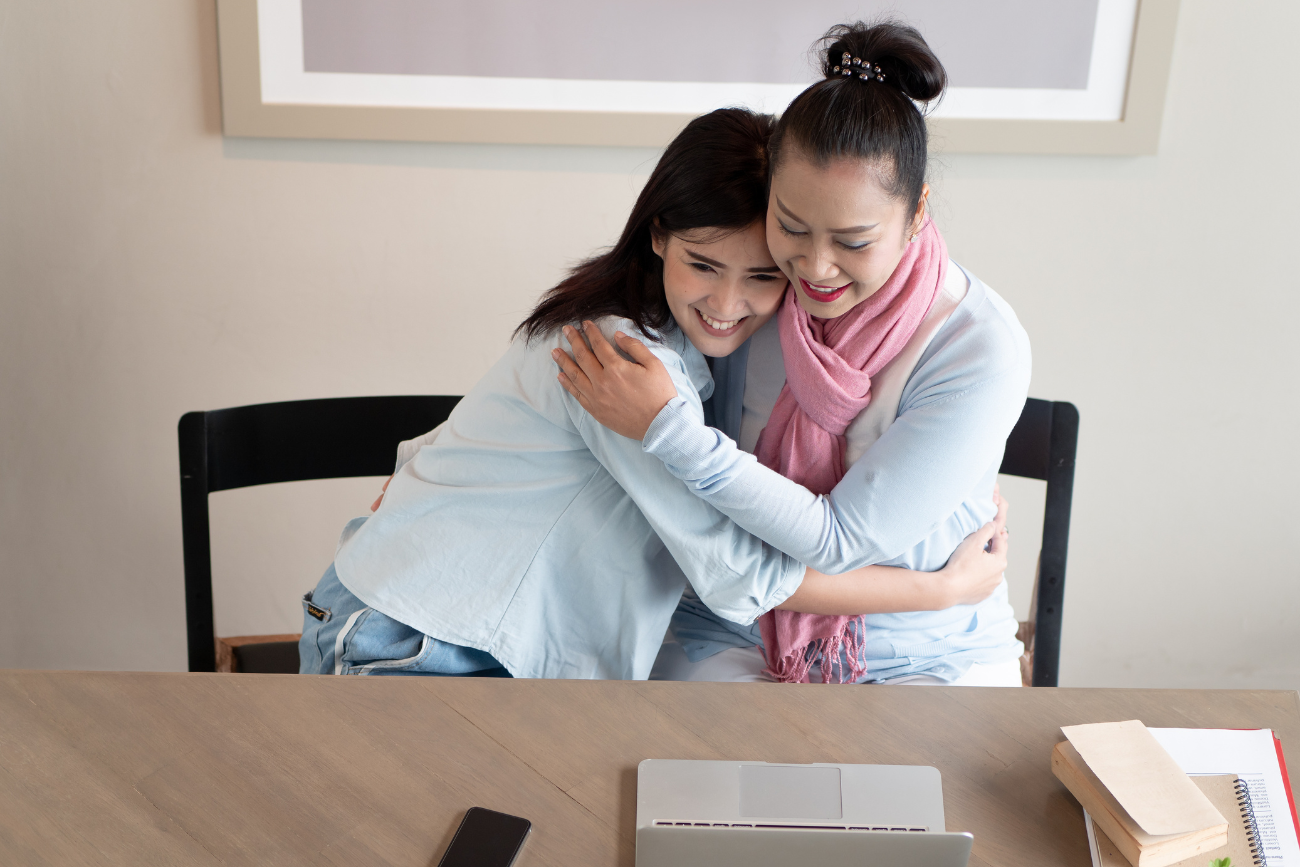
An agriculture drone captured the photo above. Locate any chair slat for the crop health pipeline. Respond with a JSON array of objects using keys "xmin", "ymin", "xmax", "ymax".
[{"xmin": 205, "ymin": 395, "xmax": 462, "ymax": 492}]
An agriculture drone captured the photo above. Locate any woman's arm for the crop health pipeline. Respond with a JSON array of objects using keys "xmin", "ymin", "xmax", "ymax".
[
  {"xmin": 779, "ymin": 495, "xmax": 1008, "ymax": 615},
  {"xmin": 555, "ymin": 303, "xmax": 1030, "ymax": 574},
  {"xmin": 555, "ymin": 321, "xmax": 1012, "ymax": 617}
]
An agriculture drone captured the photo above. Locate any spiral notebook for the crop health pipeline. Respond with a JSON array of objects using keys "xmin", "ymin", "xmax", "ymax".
[
  {"xmin": 1148, "ymin": 728, "xmax": 1300, "ymax": 867},
  {"xmin": 1087, "ymin": 775, "xmax": 1262, "ymax": 867}
]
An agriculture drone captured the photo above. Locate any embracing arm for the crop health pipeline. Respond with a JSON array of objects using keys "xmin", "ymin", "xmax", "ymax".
[
  {"xmin": 556, "ymin": 323, "xmax": 1010, "ymax": 619},
  {"xmin": 780, "ymin": 494, "xmax": 1008, "ymax": 614},
  {"xmin": 555, "ymin": 309, "xmax": 1030, "ymax": 573}
]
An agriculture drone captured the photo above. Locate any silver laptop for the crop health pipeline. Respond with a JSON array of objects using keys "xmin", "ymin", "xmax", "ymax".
[{"xmin": 636, "ymin": 760, "xmax": 973, "ymax": 867}]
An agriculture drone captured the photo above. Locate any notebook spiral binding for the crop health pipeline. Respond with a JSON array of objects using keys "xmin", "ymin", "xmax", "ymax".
[{"xmin": 1234, "ymin": 778, "xmax": 1266, "ymax": 866}]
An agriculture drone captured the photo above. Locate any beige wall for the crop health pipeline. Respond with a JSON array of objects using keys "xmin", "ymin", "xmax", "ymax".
[{"xmin": 2, "ymin": 2, "xmax": 1297, "ymax": 688}]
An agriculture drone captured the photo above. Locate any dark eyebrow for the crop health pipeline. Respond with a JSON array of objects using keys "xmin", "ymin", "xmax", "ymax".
[
  {"xmin": 774, "ymin": 197, "xmax": 806, "ymax": 226},
  {"xmin": 684, "ymin": 249, "xmax": 780, "ymax": 273},
  {"xmin": 775, "ymin": 196, "xmax": 877, "ymax": 234}
]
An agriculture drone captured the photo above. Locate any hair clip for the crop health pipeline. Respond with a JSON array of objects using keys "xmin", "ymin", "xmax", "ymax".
[{"xmin": 834, "ymin": 52, "xmax": 886, "ymax": 83}]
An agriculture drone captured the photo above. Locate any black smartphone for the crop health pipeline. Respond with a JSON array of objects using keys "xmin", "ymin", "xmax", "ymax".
[{"xmin": 436, "ymin": 807, "xmax": 532, "ymax": 867}]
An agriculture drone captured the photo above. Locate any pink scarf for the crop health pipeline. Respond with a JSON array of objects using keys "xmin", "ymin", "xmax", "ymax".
[{"xmin": 755, "ymin": 218, "xmax": 948, "ymax": 683}]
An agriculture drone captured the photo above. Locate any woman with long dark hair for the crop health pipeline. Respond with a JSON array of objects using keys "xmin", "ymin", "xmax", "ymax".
[
  {"xmin": 298, "ymin": 107, "xmax": 1009, "ymax": 679},
  {"xmin": 555, "ymin": 21, "xmax": 1031, "ymax": 686}
]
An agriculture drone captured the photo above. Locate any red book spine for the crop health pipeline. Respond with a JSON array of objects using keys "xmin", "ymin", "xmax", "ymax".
[{"xmin": 1276, "ymin": 732, "xmax": 1300, "ymax": 841}]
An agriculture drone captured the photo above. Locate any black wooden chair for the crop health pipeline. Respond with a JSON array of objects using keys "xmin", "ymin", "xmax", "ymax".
[
  {"xmin": 178, "ymin": 396, "xmax": 462, "ymax": 673},
  {"xmin": 998, "ymin": 398, "xmax": 1080, "ymax": 687},
  {"xmin": 180, "ymin": 394, "xmax": 1077, "ymax": 682}
]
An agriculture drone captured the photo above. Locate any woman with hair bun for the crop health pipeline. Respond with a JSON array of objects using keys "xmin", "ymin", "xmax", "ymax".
[{"xmin": 555, "ymin": 20, "xmax": 1031, "ymax": 686}]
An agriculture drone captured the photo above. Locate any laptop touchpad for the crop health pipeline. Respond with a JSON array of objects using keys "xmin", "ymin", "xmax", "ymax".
[{"xmin": 738, "ymin": 765, "xmax": 842, "ymax": 819}]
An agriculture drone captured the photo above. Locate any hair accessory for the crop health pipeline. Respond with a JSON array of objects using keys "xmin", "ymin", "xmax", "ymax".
[{"xmin": 833, "ymin": 51, "xmax": 886, "ymax": 83}]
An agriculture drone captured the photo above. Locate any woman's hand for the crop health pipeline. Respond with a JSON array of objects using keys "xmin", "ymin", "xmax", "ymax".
[
  {"xmin": 370, "ymin": 474, "xmax": 393, "ymax": 512},
  {"xmin": 551, "ymin": 321, "xmax": 678, "ymax": 441},
  {"xmin": 934, "ymin": 491, "xmax": 1010, "ymax": 608}
]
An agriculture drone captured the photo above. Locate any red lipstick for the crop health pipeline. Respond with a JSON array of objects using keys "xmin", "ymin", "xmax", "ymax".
[{"xmin": 799, "ymin": 278, "xmax": 851, "ymax": 304}]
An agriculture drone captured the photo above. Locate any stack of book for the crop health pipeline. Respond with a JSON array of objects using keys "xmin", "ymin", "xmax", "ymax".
[{"xmin": 1052, "ymin": 720, "xmax": 1263, "ymax": 867}]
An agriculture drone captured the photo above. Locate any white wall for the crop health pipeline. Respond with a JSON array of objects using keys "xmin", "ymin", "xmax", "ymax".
[{"xmin": 2, "ymin": 1, "xmax": 1296, "ymax": 689}]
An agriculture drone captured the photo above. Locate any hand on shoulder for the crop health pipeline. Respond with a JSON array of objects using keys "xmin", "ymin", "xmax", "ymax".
[{"xmin": 551, "ymin": 320, "xmax": 678, "ymax": 441}]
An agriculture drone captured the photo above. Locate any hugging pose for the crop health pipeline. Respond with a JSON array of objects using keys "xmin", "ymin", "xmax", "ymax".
[{"xmin": 299, "ymin": 20, "xmax": 1030, "ymax": 687}]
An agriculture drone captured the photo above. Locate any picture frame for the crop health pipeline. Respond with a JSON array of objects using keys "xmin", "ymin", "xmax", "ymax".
[{"xmin": 216, "ymin": 0, "xmax": 1180, "ymax": 155}]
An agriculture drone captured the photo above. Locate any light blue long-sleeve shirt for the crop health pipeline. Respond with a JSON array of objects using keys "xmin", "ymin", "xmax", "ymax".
[
  {"xmin": 333, "ymin": 319, "xmax": 805, "ymax": 681},
  {"xmin": 646, "ymin": 268, "xmax": 1031, "ymax": 681}
]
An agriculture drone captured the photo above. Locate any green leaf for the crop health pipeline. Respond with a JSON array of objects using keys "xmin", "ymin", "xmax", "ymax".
[{"xmin": 1209, "ymin": 858, "xmax": 1231, "ymax": 867}]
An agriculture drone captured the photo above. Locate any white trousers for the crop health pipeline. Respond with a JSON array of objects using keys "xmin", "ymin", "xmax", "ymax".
[{"xmin": 649, "ymin": 640, "xmax": 1023, "ymax": 687}]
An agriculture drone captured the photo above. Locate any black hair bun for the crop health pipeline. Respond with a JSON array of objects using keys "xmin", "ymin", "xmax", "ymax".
[{"xmin": 821, "ymin": 20, "xmax": 947, "ymax": 104}]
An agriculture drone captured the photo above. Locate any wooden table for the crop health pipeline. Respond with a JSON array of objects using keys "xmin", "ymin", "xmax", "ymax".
[{"xmin": 1, "ymin": 671, "xmax": 1296, "ymax": 866}]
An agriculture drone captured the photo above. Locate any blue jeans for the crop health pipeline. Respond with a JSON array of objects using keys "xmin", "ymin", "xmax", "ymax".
[{"xmin": 299, "ymin": 562, "xmax": 511, "ymax": 677}]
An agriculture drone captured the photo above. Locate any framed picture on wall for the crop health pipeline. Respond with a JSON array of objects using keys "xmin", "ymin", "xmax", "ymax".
[{"xmin": 217, "ymin": 0, "xmax": 1180, "ymax": 154}]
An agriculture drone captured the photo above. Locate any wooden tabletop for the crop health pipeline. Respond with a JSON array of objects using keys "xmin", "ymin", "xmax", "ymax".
[{"xmin": 0, "ymin": 671, "xmax": 1296, "ymax": 866}]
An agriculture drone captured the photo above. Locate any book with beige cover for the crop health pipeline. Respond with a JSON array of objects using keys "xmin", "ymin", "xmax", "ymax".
[
  {"xmin": 1052, "ymin": 720, "xmax": 1229, "ymax": 867},
  {"xmin": 1090, "ymin": 775, "xmax": 1263, "ymax": 867}
]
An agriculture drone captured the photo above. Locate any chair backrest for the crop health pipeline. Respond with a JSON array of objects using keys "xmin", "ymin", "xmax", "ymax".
[
  {"xmin": 997, "ymin": 398, "xmax": 1080, "ymax": 687},
  {"xmin": 178, "ymin": 396, "xmax": 462, "ymax": 672}
]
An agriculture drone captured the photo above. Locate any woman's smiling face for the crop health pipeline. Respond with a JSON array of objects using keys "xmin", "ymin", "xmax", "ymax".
[
  {"xmin": 767, "ymin": 152, "xmax": 927, "ymax": 319},
  {"xmin": 654, "ymin": 221, "xmax": 787, "ymax": 357}
]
